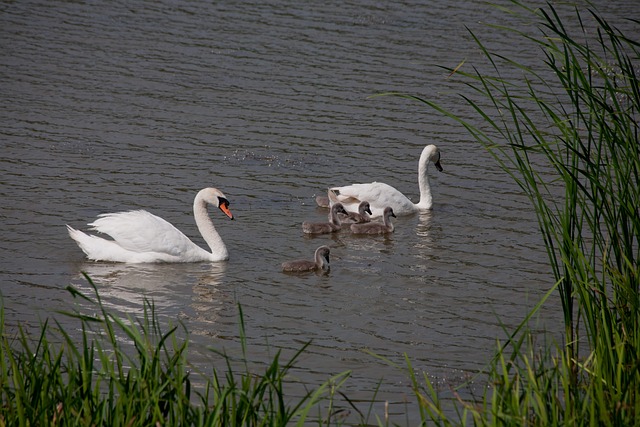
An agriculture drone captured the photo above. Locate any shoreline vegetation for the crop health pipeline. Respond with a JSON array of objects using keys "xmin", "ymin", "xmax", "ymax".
[
  {"xmin": 0, "ymin": 278, "xmax": 352, "ymax": 426},
  {"xmin": 2, "ymin": 2, "xmax": 638, "ymax": 425}
]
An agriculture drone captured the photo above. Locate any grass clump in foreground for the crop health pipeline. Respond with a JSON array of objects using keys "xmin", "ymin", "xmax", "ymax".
[
  {"xmin": 383, "ymin": 1, "xmax": 640, "ymax": 425},
  {"xmin": 0, "ymin": 276, "xmax": 351, "ymax": 426}
]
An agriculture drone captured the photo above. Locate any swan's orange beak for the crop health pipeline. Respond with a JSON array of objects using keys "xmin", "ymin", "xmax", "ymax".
[{"xmin": 219, "ymin": 203, "xmax": 234, "ymax": 220}]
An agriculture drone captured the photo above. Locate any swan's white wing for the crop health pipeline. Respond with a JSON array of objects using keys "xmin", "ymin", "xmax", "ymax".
[
  {"xmin": 88, "ymin": 210, "xmax": 197, "ymax": 256},
  {"xmin": 330, "ymin": 183, "xmax": 388, "ymax": 206},
  {"xmin": 329, "ymin": 182, "xmax": 414, "ymax": 216}
]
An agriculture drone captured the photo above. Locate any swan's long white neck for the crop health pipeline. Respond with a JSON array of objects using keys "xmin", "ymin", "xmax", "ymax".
[
  {"xmin": 193, "ymin": 191, "xmax": 228, "ymax": 260},
  {"xmin": 416, "ymin": 147, "xmax": 434, "ymax": 210}
]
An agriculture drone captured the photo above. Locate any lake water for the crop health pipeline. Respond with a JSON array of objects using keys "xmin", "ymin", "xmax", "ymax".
[{"xmin": 1, "ymin": 0, "xmax": 636, "ymax": 423}]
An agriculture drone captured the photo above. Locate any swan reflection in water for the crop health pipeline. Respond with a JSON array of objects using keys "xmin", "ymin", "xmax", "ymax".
[
  {"xmin": 415, "ymin": 210, "xmax": 434, "ymax": 239},
  {"xmin": 70, "ymin": 262, "xmax": 228, "ymax": 330}
]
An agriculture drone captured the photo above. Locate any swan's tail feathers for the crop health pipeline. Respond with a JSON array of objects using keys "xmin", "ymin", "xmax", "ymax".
[
  {"xmin": 327, "ymin": 188, "xmax": 340, "ymax": 205},
  {"xmin": 328, "ymin": 188, "xmax": 361, "ymax": 208},
  {"xmin": 67, "ymin": 224, "xmax": 86, "ymax": 244},
  {"xmin": 67, "ymin": 225, "xmax": 93, "ymax": 256},
  {"xmin": 67, "ymin": 224, "xmax": 118, "ymax": 261}
]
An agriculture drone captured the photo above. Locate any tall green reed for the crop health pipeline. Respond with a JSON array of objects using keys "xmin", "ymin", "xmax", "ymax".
[{"xmin": 379, "ymin": 1, "xmax": 639, "ymax": 423}]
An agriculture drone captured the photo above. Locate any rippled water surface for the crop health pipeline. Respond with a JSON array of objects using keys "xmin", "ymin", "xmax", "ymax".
[{"xmin": 1, "ymin": 0, "xmax": 636, "ymax": 422}]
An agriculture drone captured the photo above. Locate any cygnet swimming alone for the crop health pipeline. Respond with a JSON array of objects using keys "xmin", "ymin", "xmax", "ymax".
[
  {"xmin": 350, "ymin": 207, "xmax": 396, "ymax": 235},
  {"xmin": 302, "ymin": 203, "xmax": 347, "ymax": 234},
  {"xmin": 281, "ymin": 245, "xmax": 330, "ymax": 273},
  {"xmin": 336, "ymin": 201, "xmax": 372, "ymax": 224}
]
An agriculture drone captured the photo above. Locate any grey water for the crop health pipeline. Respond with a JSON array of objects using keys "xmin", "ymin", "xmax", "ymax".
[{"xmin": 1, "ymin": 0, "xmax": 636, "ymax": 422}]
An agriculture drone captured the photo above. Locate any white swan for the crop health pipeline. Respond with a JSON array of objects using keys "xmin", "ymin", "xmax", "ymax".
[
  {"xmin": 281, "ymin": 245, "xmax": 330, "ymax": 273},
  {"xmin": 328, "ymin": 144, "xmax": 443, "ymax": 217},
  {"xmin": 67, "ymin": 187, "xmax": 234, "ymax": 263},
  {"xmin": 350, "ymin": 207, "xmax": 396, "ymax": 235}
]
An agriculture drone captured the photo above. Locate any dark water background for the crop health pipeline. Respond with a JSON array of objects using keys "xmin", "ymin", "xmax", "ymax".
[{"xmin": 1, "ymin": 0, "xmax": 636, "ymax": 422}]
